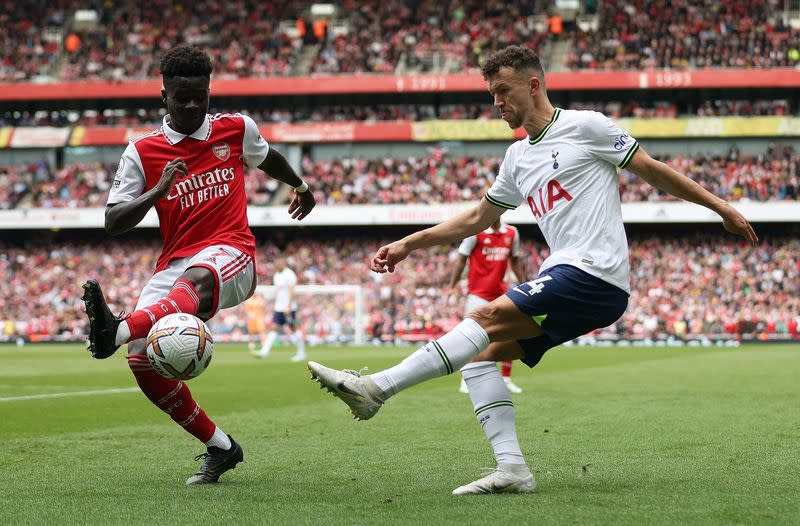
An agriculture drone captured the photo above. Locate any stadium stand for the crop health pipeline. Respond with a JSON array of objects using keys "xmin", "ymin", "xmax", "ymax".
[
  {"xmin": 2, "ymin": 99, "xmax": 793, "ymax": 127},
  {"xmin": 2, "ymin": 144, "xmax": 798, "ymax": 209},
  {"xmin": 2, "ymin": 234, "xmax": 798, "ymax": 343},
  {"xmin": 567, "ymin": 0, "xmax": 800, "ymax": 70}
]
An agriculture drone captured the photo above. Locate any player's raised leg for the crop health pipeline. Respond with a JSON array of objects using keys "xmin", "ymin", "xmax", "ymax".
[
  {"xmin": 308, "ymin": 295, "xmax": 541, "ymax": 420},
  {"xmin": 83, "ymin": 267, "xmax": 207, "ymax": 359}
]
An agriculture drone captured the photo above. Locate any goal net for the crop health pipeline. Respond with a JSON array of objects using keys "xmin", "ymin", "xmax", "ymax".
[{"xmin": 253, "ymin": 284, "xmax": 365, "ymax": 345}]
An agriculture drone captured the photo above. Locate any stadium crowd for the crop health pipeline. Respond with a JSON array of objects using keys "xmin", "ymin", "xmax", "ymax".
[
  {"xmin": 2, "ymin": 234, "xmax": 798, "ymax": 344},
  {"xmin": 2, "ymin": 99, "xmax": 794, "ymax": 127},
  {"xmin": 2, "ymin": 143, "xmax": 798, "ymax": 209},
  {"xmin": 4, "ymin": 0, "xmax": 797, "ymax": 81},
  {"xmin": 568, "ymin": 0, "xmax": 800, "ymax": 70}
]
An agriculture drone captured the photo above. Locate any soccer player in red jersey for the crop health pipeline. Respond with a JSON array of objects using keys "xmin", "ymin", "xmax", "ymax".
[
  {"xmin": 447, "ymin": 219, "xmax": 527, "ymax": 394},
  {"xmin": 81, "ymin": 46, "xmax": 316, "ymax": 485}
]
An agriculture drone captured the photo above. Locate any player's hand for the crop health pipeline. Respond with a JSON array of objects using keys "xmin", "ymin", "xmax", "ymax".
[
  {"xmin": 154, "ymin": 158, "xmax": 188, "ymax": 199},
  {"xmin": 370, "ymin": 241, "xmax": 410, "ymax": 273},
  {"xmin": 720, "ymin": 204, "xmax": 758, "ymax": 245},
  {"xmin": 288, "ymin": 188, "xmax": 316, "ymax": 220}
]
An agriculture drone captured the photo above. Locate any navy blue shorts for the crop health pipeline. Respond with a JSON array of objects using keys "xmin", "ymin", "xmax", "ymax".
[
  {"xmin": 505, "ymin": 264, "xmax": 628, "ymax": 368},
  {"xmin": 273, "ymin": 311, "xmax": 296, "ymax": 327}
]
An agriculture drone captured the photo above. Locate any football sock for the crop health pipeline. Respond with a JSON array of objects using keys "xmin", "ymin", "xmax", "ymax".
[
  {"xmin": 204, "ymin": 427, "xmax": 232, "ymax": 450},
  {"xmin": 500, "ymin": 360, "xmax": 513, "ymax": 377},
  {"xmin": 116, "ymin": 279, "xmax": 201, "ymax": 345},
  {"xmin": 462, "ymin": 361, "xmax": 526, "ymax": 465},
  {"xmin": 261, "ymin": 331, "xmax": 277, "ymax": 353},
  {"xmin": 293, "ymin": 332, "xmax": 305, "ymax": 355},
  {"xmin": 127, "ymin": 354, "xmax": 216, "ymax": 442},
  {"xmin": 370, "ymin": 318, "xmax": 490, "ymax": 399}
]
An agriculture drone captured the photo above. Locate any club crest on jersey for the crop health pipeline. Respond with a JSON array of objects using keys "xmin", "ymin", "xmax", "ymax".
[{"xmin": 212, "ymin": 142, "xmax": 231, "ymax": 161}]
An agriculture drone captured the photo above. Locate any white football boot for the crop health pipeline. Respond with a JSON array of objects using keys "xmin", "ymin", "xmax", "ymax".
[
  {"xmin": 503, "ymin": 376, "xmax": 523, "ymax": 394},
  {"xmin": 452, "ymin": 464, "xmax": 536, "ymax": 495},
  {"xmin": 307, "ymin": 361, "xmax": 383, "ymax": 420}
]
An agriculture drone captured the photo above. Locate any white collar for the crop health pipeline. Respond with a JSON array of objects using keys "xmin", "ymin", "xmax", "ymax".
[
  {"xmin": 162, "ymin": 114, "xmax": 211, "ymax": 144},
  {"xmin": 485, "ymin": 225, "xmax": 506, "ymax": 234}
]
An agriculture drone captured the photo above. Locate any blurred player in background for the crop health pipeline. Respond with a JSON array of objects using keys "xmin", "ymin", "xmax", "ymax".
[
  {"xmin": 255, "ymin": 257, "xmax": 306, "ymax": 361},
  {"xmin": 244, "ymin": 294, "xmax": 268, "ymax": 351},
  {"xmin": 447, "ymin": 218, "xmax": 526, "ymax": 394},
  {"xmin": 81, "ymin": 45, "xmax": 316, "ymax": 485},
  {"xmin": 309, "ymin": 45, "xmax": 757, "ymax": 495}
]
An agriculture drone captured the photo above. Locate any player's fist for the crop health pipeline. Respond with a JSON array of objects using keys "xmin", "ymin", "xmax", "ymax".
[
  {"xmin": 154, "ymin": 158, "xmax": 188, "ymax": 198},
  {"xmin": 288, "ymin": 187, "xmax": 316, "ymax": 220},
  {"xmin": 370, "ymin": 241, "xmax": 410, "ymax": 273},
  {"xmin": 720, "ymin": 204, "xmax": 758, "ymax": 246}
]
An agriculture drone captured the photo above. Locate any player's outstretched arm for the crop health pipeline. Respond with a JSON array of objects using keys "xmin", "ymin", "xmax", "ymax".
[
  {"xmin": 626, "ymin": 146, "xmax": 758, "ymax": 245},
  {"xmin": 258, "ymin": 148, "xmax": 316, "ymax": 220},
  {"xmin": 105, "ymin": 158, "xmax": 187, "ymax": 236},
  {"xmin": 370, "ymin": 198, "xmax": 504, "ymax": 273}
]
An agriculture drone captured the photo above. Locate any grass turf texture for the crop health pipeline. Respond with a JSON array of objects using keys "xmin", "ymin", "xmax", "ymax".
[{"xmin": 1, "ymin": 343, "xmax": 799, "ymax": 525}]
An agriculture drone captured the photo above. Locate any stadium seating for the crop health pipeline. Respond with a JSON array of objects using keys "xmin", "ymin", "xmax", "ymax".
[
  {"xmin": 2, "ymin": 99, "xmax": 792, "ymax": 127},
  {"xmin": 2, "ymin": 143, "xmax": 798, "ymax": 209},
  {"xmin": 2, "ymin": 235, "xmax": 797, "ymax": 343},
  {"xmin": 567, "ymin": 0, "xmax": 800, "ymax": 70}
]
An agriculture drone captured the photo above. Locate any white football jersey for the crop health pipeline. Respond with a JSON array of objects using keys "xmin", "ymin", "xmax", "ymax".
[
  {"xmin": 273, "ymin": 267, "xmax": 297, "ymax": 312},
  {"xmin": 485, "ymin": 108, "xmax": 639, "ymax": 293}
]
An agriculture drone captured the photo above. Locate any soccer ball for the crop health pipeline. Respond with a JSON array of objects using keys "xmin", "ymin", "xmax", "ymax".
[{"xmin": 146, "ymin": 313, "xmax": 214, "ymax": 380}]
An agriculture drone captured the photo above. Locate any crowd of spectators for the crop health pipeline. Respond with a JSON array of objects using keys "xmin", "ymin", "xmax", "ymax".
[
  {"xmin": 0, "ymin": 161, "xmax": 279, "ymax": 209},
  {"xmin": 568, "ymin": 0, "xmax": 800, "ymax": 70},
  {"xmin": 619, "ymin": 144, "xmax": 800, "ymax": 202},
  {"xmin": 2, "ymin": 233, "xmax": 798, "ymax": 344},
  {"xmin": 2, "ymin": 143, "xmax": 798, "ymax": 209},
  {"xmin": 2, "ymin": 98, "xmax": 793, "ymax": 128},
  {"xmin": 3, "ymin": 1, "xmax": 799, "ymax": 82},
  {"xmin": 309, "ymin": 0, "xmax": 548, "ymax": 74}
]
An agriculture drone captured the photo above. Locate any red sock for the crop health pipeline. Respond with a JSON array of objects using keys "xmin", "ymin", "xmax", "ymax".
[
  {"xmin": 128, "ymin": 354, "xmax": 216, "ymax": 442},
  {"xmin": 126, "ymin": 278, "xmax": 201, "ymax": 341},
  {"xmin": 500, "ymin": 361, "xmax": 513, "ymax": 377}
]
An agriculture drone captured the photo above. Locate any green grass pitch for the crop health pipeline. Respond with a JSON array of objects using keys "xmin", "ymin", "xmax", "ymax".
[{"xmin": 1, "ymin": 343, "xmax": 799, "ymax": 525}]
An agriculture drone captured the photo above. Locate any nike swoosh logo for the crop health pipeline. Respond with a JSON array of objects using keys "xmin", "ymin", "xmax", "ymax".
[{"xmin": 336, "ymin": 382, "xmax": 364, "ymax": 400}]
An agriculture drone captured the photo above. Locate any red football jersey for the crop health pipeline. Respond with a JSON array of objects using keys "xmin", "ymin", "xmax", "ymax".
[
  {"xmin": 458, "ymin": 225, "xmax": 519, "ymax": 301},
  {"xmin": 109, "ymin": 113, "xmax": 269, "ymax": 273}
]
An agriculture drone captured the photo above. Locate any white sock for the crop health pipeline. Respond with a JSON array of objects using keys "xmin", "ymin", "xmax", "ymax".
[
  {"xmin": 293, "ymin": 332, "xmax": 305, "ymax": 354},
  {"xmin": 462, "ymin": 361, "xmax": 526, "ymax": 466},
  {"xmin": 204, "ymin": 427, "xmax": 232, "ymax": 450},
  {"xmin": 115, "ymin": 320, "xmax": 131, "ymax": 346},
  {"xmin": 262, "ymin": 331, "xmax": 277, "ymax": 353},
  {"xmin": 370, "ymin": 318, "xmax": 490, "ymax": 398}
]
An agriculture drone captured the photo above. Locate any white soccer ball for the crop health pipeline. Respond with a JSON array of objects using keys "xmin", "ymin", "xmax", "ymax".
[{"xmin": 145, "ymin": 313, "xmax": 214, "ymax": 380}]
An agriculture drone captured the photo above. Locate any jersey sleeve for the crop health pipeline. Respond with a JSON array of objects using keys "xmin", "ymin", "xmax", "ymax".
[
  {"xmin": 241, "ymin": 114, "xmax": 270, "ymax": 168},
  {"xmin": 107, "ymin": 142, "xmax": 146, "ymax": 205},
  {"xmin": 286, "ymin": 269, "xmax": 297, "ymax": 286},
  {"xmin": 457, "ymin": 235, "xmax": 477, "ymax": 257},
  {"xmin": 485, "ymin": 147, "xmax": 524, "ymax": 210},
  {"xmin": 583, "ymin": 111, "xmax": 640, "ymax": 169}
]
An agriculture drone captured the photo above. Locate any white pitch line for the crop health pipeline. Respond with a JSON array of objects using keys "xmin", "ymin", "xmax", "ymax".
[{"xmin": 0, "ymin": 387, "xmax": 139, "ymax": 402}]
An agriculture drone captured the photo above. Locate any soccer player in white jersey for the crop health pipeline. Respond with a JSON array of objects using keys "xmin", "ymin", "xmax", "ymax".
[
  {"xmin": 81, "ymin": 46, "xmax": 316, "ymax": 485},
  {"xmin": 255, "ymin": 257, "xmax": 306, "ymax": 361},
  {"xmin": 447, "ymin": 218, "xmax": 527, "ymax": 394},
  {"xmin": 308, "ymin": 45, "xmax": 757, "ymax": 495}
]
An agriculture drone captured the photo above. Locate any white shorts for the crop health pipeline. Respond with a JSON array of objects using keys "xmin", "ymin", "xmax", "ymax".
[
  {"xmin": 465, "ymin": 293, "xmax": 490, "ymax": 315},
  {"xmin": 128, "ymin": 245, "xmax": 255, "ymax": 354}
]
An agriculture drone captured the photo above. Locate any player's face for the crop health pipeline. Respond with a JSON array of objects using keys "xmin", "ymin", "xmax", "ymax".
[
  {"xmin": 162, "ymin": 76, "xmax": 210, "ymax": 134},
  {"xmin": 487, "ymin": 67, "xmax": 535, "ymax": 129}
]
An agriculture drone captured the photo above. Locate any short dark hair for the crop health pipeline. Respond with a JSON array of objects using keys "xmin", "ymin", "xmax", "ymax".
[
  {"xmin": 160, "ymin": 45, "xmax": 212, "ymax": 80},
  {"xmin": 481, "ymin": 45, "xmax": 544, "ymax": 82}
]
